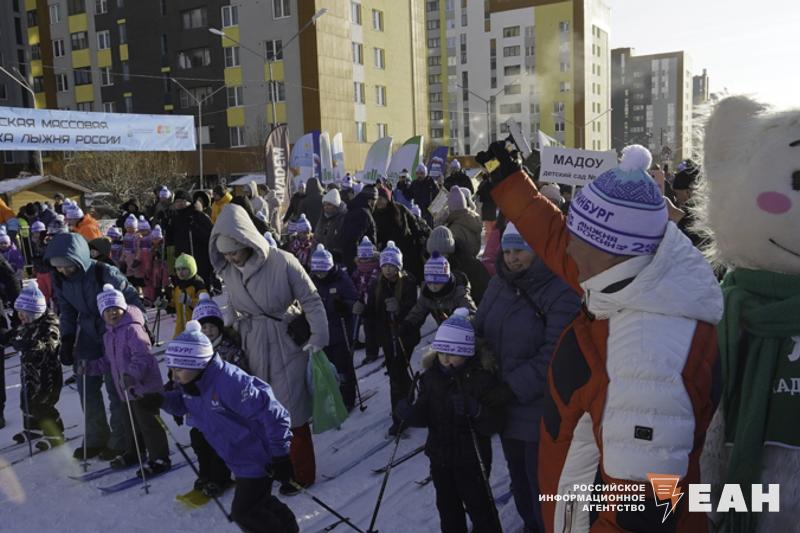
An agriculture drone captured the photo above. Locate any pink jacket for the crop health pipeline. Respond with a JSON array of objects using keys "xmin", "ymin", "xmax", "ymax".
[{"xmin": 101, "ymin": 305, "xmax": 162, "ymax": 400}]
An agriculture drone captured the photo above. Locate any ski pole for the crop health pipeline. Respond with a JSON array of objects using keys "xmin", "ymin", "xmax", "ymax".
[
  {"xmin": 287, "ymin": 480, "xmax": 366, "ymax": 533},
  {"xmin": 366, "ymin": 372, "xmax": 421, "ymax": 533},
  {"xmin": 457, "ymin": 380, "xmax": 503, "ymax": 533},
  {"xmin": 122, "ymin": 388, "xmax": 150, "ymax": 494},
  {"xmin": 389, "ymin": 313, "xmax": 415, "ymax": 385},
  {"xmin": 19, "ymin": 363, "xmax": 34, "ymax": 459},
  {"xmin": 339, "ymin": 315, "xmax": 366, "ymax": 412},
  {"xmin": 80, "ymin": 361, "xmax": 89, "ymax": 473},
  {"xmin": 154, "ymin": 415, "xmax": 240, "ymax": 529}
]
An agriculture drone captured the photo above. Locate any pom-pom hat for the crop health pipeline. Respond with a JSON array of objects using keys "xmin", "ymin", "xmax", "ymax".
[
  {"xmin": 432, "ymin": 308, "xmax": 474, "ymax": 357},
  {"xmin": 165, "ymin": 321, "xmax": 214, "ymax": 369},
  {"xmin": 380, "ymin": 240, "xmax": 403, "ymax": 269},
  {"xmin": 192, "ymin": 293, "xmax": 224, "ymax": 331},
  {"xmin": 15, "ymin": 280, "xmax": 47, "ymax": 315},
  {"xmin": 310, "ymin": 244, "xmax": 334, "ymax": 273},
  {"xmin": 358, "ymin": 236, "xmax": 376, "ymax": 259},
  {"xmin": 424, "ymin": 251, "xmax": 451, "ymax": 284},
  {"xmin": 96, "ymin": 283, "xmax": 128, "ymax": 314},
  {"xmin": 124, "ymin": 214, "xmax": 138, "ymax": 230},
  {"xmin": 501, "ymin": 222, "xmax": 533, "ymax": 253}
]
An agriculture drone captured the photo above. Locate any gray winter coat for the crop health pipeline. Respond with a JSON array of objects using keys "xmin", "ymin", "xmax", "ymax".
[
  {"xmin": 210, "ymin": 205, "xmax": 329, "ymax": 426},
  {"xmin": 474, "ymin": 255, "xmax": 580, "ymax": 442},
  {"xmin": 446, "ymin": 208, "xmax": 482, "ymax": 258}
]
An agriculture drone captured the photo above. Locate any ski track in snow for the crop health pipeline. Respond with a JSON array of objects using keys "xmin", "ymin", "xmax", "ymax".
[{"xmin": 0, "ymin": 295, "xmax": 523, "ymax": 532}]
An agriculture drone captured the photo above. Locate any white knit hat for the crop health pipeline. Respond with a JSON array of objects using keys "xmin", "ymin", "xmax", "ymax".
[
  {"xmin": 137, "ymin": 215, "xmax": 151, "ymax": 232},
  {"xmin": 192, "ymin": 293, "xmax": 224, "ymax": 324},
  {"xmin": 65, "ymin": 205, "xmax": 84, "ymax": 220},
  {"xmin": 15, "ymin": 280, "xmax": 47, "ymax": 315},
  {"xmin": 165, "ymin": 320, "xmax": 214, "ymax": 369},
  {"xmin": 501, "ymin": 222, "xmax": 533, "ymax": 253},
  {"xmin": 96, "ymin": 283, "xmax": 128, "ymax": 314},
  {"xmin": 310, "ymin": 243, "xmax": 334, "ymax": 272},
  {"xmin": 30, "ymin": 221, "xmax": 46, "ymax": 233},
  {"xmin": 0, "ymin": 234, "xmax": 10, "ymax": 246},
  {"xmin": 322, "ymin": 189, "xmax": 342, "ymax": 207},
  {"xmin": 357, "ymin": 236, "xmax": 376, "ymax": 259},
  {"xmin": 416, "ymin": 163, "xmax": 427, "ymax": 175},
  {"xmin": 124, "ymin": 214, "xmax": 138, "ymax": 230},
  {"xmin": 150, "ymin": 225, "xmax": 163, "ymax": 240},
  {"xmin": 380, "ymin": 240, "xmax": 403, "ymax": 269},
  {"xmin": 288, "ymin": 214, "xmax": 312, "ymax": 234},
  {"xmin": 424, "ymin": 251, "xmax": 450, "ymax": 284},
  {"xmin": 106, "ymin": 226, "xmax": 123, "ymax": 239},
  {"xmin": 432, "ymin": 308, "xmax": 474, "ymax": 357}
]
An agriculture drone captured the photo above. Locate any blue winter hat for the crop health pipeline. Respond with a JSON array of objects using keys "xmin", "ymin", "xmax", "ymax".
[
  {"xmin": 96, "ymin": 283, "xmax": 127, "ymax": 314},
  {"xmin": 501, "ymin": 222, "xmax": 533, "ymax": 253},
  {"xmin": 15, "ymin": 279, "xmax": 47, "ymax": 315},
  {"xmin": 310, "ymin": 243, "xmax": 334, "ymax": 273},
  {"xmin": 380, "ymin": 240, "xmax": 403, "ymax": 269},
  {"xmin": 432, "ymin": 308, "xmax": 474, "ymax": 357},
  {"xmin": 357, "ymin": 236, "xmax": 376, "ymax": 259},
  {"xmin": 288, "ymin": 214, "xmax": 312, "ymax": 234},
  {"xmin": 30, "ymin": 221, "xmax": 46, "ymax": 233},
  {"xmin": 424, "ymin": 251, "xmax": 451, "ymax": 284},
  {"xmin": 192, "ymin": 293, "xmax": 224, "ymax": 329},
  {"xmin": 106, "ymin": 226, "xmax": 123, "ymax": 239},
  {"xmin": 165, "ymin": 320, "xmax": 214, "ymax": 369}
]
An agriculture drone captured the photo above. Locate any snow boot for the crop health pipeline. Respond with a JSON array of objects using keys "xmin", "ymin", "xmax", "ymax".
[
  {"xmin": 13, "ymin": 430, "xmax": 43, "ymax": 444},
  {"xmin": 278, "ymin": 482, "xmax": 302, "ymax": 497},
  {"xmin": 110, "ymin": 451, "xmax": 143, "ymax": 470},
  {"xmin": 0, "ymin": 412, "xmax": 5, "ymax": 430},
  {"xmin": 72, "ymin": 444, "xmax": 106, "ymax": 460},
  {"xmin": 99, "ymin": 447, "xmax": 126, "ymax": 461},
  {"xmin": 137, "ymin": 458, "xmax": 172, "ymax": 478}
]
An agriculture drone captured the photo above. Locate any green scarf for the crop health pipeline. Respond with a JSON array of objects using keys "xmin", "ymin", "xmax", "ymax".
[{"xmin": 718, "ymin": 268, "xmax": 800, "ymax": 533}]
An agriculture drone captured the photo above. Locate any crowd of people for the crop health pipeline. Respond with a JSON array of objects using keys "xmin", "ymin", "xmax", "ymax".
[{"xmin": 0, "ymin": 137, "xmax": 751, "ymax": 533}]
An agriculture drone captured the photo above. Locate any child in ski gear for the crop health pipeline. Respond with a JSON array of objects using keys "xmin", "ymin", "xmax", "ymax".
[
  {"xmin": 284, "ymin": 214, "xmax": 314, "ymax": 270},
  {"xmin": 310, "ymin": 244, "xmax": 359, "ymax": 410},
  {"xmin": 154, "ymin": 321, "xmax": 298, "ymax": 533},
  {"xmin": 65, "ymin": 204, "xmax": 103, "ymax": 241},
  {"xmin": 29, "ymin": 221, "xmax": 53, "ymax": 304},
  {"xmin": 364, "ymin": 241, "xmax": 420, "ymax": 436},
  {"xmin": 168, "ymin": 253, "xmax": 207, "ymax": 338},
  {"xmin": 351, "ymin": 236, "xmax": 381, "ymax": 364},
  {"xmin": 97, "ymin": 284, "xmax": 169, "ymax": 474},
  {"xmin": 121, "ymin": 214, "xmax": 140, "ymax": 281},
  {"xmin": 0, "ymin": 231, "xmax": 25, "ymax": 277},
  {"xmin": 10, "ymin": 280, "xmax": 64, "ymax": 448},
  {"xmin": 144, "ymin": 225, "xmax": 168, "ymax": 304},
  {"xmin": 106, "ymin": 226, "xmax": 123, "ymax": 266},
  {"xmin": 396, "ymin": 309, "xmax": 505, "ymax": 533},
  {"xmin": 402, "ymin": 252, "xmax": 476, "ymax": 336},
  {"xmin": 136, "ymin": 216, "xmax": 153, "ymax": 288}
]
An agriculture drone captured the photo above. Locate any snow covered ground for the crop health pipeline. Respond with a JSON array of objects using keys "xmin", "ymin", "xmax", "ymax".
[{"xmin": 1, "ymin": 300, "xmax": 523, "ymax": 533}]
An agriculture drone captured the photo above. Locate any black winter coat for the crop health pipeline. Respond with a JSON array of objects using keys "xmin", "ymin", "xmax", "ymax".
[
  {"xmin": 372, "ymin": 202, "xmax": 428, "ymax": 284},
  {"xmin": 167, "ymin": 206, "xmax": 213, "ymax": 286},
  {"xmin": 364, "ymin": 271, "xmax": 419, "ymax": 349},
  {"xmin": 337, "ymin": 192, "xmax": 377, "ymax": 271},
  {"xmin": 444, "ymin": 171, "xmax": 475, "ymax": 195},
  {"xmin": 298, "ymin": 178, "xmax": 324, "ymax": 227},
  {"xmin": 406, "ymin": 177, "xmax": 442, "ymax": 226},
  {"xmin": 476, "ymin": 178, "xmax": 498, "ymax": 222},
  {"xmin": 12, "ymin": 310, "xmax": 62, "ymax": 407}
]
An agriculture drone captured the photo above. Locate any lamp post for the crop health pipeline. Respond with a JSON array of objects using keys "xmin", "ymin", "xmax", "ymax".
[
  {"xmin": 209, "ymin": 8, "xmax": 327, "ymax": 130},
  {"xmin": 553, "ymin": 107, "xmax": 613, "ymax": 149},
  {"xmin": 170, "ymin": 80, "xmax": 227, "ymax": 190},
  {"xmin": 0, "ymin": 66, "xmax": 44, "ymax": 175},
  {"xmin": 451, "ymin": 82, "xmax": 516, "ymax": 149}
]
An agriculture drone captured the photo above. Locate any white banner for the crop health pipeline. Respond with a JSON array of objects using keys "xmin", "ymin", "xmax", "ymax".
[
  {"xmin": 319, "ymin": 131, "xmax": 334, "ymax": 184},
  {"xmin": 0, "ymin": 106, "xmax": 196, "ymax": 151},
  {"xmin": 539, "ymin": 146, "xmax": 617, "ymax": 187},
  {"xmin": 360, "ymin": 136, "xmax": 392, "ymax": 185}
]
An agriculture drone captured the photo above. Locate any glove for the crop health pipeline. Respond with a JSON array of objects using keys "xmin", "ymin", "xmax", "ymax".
[
  {"xmin": 385, "ymin": 297, "xmax": 399, "ymax": 314},
  {"xmin": 302, "ymin": 343, "xmax": 322, "ymax": 354},
  {"xmin": 59, "ymin": 335, "xmax": 75, "ymax": 366},
  {"xmin": 270, "ymin": 454, "xmax": 295, "ymax": 484},
  {"xmin": 154, "ymin": 297, "xmax": 167, "ymax": 310},
  {"xmin": 352, "ymin": 301, "xmax": 365, "ymax": 315},
  {"xmin": 481, "ymin": 382, "xmax": 517, "ymax": 408},
  {"xmin": 137, "ymin": 393, "xmax": 164, "ymax": 411},
  {"xmin": 122, "ymin": 373, "xmax": 137, "ymax": 389},
  {"xmin": 332, "ymin": 296, "xmax": 349, "ymax": 316},
  {"xmin": 475, "ymin": 139, "xmax": 523, "ymax": 185},
  {"xmin": 394, "ymin": 398, "xmax": 414, "ymax": 422},
  {"xmin": 451, "ymin": 393, "xmax": 480, "ymax": 418}
]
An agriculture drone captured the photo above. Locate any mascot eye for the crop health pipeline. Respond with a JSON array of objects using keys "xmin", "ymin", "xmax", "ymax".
[{"xmin": 794, "ymin": 171, "xmax": 800, "ymax": 191}]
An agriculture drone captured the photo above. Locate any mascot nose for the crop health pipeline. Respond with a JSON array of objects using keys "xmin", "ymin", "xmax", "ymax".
[{"xmin": 757, "ymin": 191, "xmax": 792, "ymax": 214}]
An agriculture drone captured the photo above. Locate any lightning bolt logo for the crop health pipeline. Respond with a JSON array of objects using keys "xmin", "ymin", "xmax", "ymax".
[{"xmin": 647, "ymin": 473, "xmax": 683, "ymax": 523}]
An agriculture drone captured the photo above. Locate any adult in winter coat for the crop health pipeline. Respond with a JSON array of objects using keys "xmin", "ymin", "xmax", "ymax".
[
  {"xmin": 115, "ymin": 198, "xmax": 142, "ymax": 231},
  {"xmin": 282, "ymin": 182, "xmax": 306, "ymax": 225},
  {"xmin": 445, "ymin": 187, "xmax": 483, "ymax": 259},
  {"xmin": 443, "ymin": 169, "xmax": 475, "ymax": 195},
  {"xmin": 298, "ymin": 177, "xmax": 324, "ymax": 228},
  {"xmin": 372, "ymin": 184, "xmax": 427, "ymax": 284},
  {"xmin": 337, "ymin": 186, "xmax": 378, "ymax": 271},
  {"xmin": 244, "ymin": 181, "xmax": 268, "ymax": 218},
  {"xmin": 474, "ymin": 223, "xmax": 580, "ymax": 533},
  {"xmin": 209, "ymin": 204, "xmax": 328, "ymax": 490},
  {"xmin": 428, "ymin": 226, "xmax": 489, "ymax": 305},
  {"xmin": 476, "ymin": 175, "xmax": 498, "ymax": 238},
  {"xmin": 168, "ymin": 190, "xmax": 214, "ymax": 290},
  {"xmin": 487, "ymin": 142, "xmax": 722, "ymax": 533},
  {"xmin": 404, "ymin": 164, "xmax": 442, "ymax": 227},
  {"xmin": 210, "ymin": 185, "xmax": 233, "ymax": 224},
  {"xmin": 314, "ymin": 189, "xmax": 347, "ymax": 261},
  {"xmin": 43, "ymin": 233, "xmax": 142, "ymax": 459},
  {"xmin": 0, "ymin": 252, "xmax": 20, "ymax": 429}
]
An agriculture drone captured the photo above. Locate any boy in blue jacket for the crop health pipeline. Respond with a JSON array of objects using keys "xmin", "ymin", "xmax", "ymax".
[{"xmin": 144, "ymin": 320, "xmax": 298, "ymax": 532}]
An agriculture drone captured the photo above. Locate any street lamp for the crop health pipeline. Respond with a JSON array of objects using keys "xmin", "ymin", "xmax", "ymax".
[
  {"xmin": 209, "ymin": 8, "xmax": 327, "ymax": 130},
  {"xmin": 451, "ymin": 81, "xmax": 516, "ymax": 149},
  {"xmin": 170, "ymin": 79, "xmax": 227, "ymax": 190},
  {"xmin": 553, "ymin": 107, "xmax": 613, "ymax": 149},
  {"xmin": 0, "ymin": 66, "xmax": 44, "ymax": 175}
]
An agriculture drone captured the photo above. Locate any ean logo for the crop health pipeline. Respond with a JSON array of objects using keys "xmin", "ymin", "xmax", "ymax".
[{"xmin": 647, "ymin": 473, "xmax": 683, "ymax": 523}]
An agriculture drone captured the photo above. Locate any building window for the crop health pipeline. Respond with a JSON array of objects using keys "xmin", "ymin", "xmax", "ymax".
[
  {"xmin": 33, "ymin": 77, "xmax": 45, "ymax": 92},
  {"xmin": 430, "ymin": 111, "xmax": 443, "ymax": 121},
  {"xmin": 560, "ymin": 62, "xmax": 570, "ymax": 72},
  {"xmin": 265, "ymin": 40, "xmax": 283, "ymax": 61},
  {"xmin": 73, "ymin": 67, "xmax": 92, "ymax": 85},
  {"xmin": 503, "ymin": 65, "xmax": 521, "ymax": 76},
  {"xmin": 197, "ymin": 125, "xmax": 213, "ymax": 145},
  {"xmin": 273, "ymin": 0, "xmax": 290, "ymax": 19},
  {"xmin": 77, "ymin": 102, "xmax": 92, "ymax": 112},
  {"xmin": 353, "ymin": 82, "xmax": 365, "ymax": 104},
  {"xmin": 181, "ymin": 7, "xmax": 207, "ymax": 29},
  {"xmin": 502, "ymin": 26, "xmax": 520, "ymax": 38},
  {"xmin": 554, "ymin": 101, "xmax": 564, "ymax": 113},
  {"xmin": 376, "ymin": 123, "xmax": 387, "ymax": 138},
  {"xmin": 118, "ymin": 22, "xmax": 127, "ymax": 44},
  {"xmin": 426, "ymin": 19, "xmax": 439, "ymax": 30},
  {"xmin": 102, "ymin": 101, "xmax": 115, "ymax": 113},
  {"xmin": 559, "ymin": 21, "xmax": 569, "ymax": 32},
  {"xmin": 100, "ymin": 67, "xmax": 113, "ymax": 86},
  {"xmin": 56, "ymin": 73, "xmax": 69, "ymax": 92},
  {"xmin": 504, "ymin": 84, "xmax": 521, "ymax": 95},
  {"xmin": 269, "ymin": 81, "xmax": 285, "ymax": 102},
  {"xmin": 502, "ymin": 45, "xmax": 520, "ymax": 57},
  {"xmin": 429, "ymin": 92, "xmax": 441, "ymax": 103},
  {"xmin": 427, "ymin": 56, "xmax": 440, "ymax": 67},
  {"xmin": 227, "ymin": 86, "xmax": 243, "ymax": 107},
  {"xmin": 116, "ymin": 0, "xmax": 123, "ymax": 7},
  {"xmin": 27, "ymin": 9, "xmax": 38, "ymax": 26},
  {"xmin": 352, "ymin": 42, "xmax": 363, "ymax": 64},
  {"xmin": 2, "ymin": 151, "xmax": 12, "ymax": 163},
  {"xmin": 426, "ymin": 1, "xmax": 438, "ymax": 12},
  {"xmin": 351, "ymin": 1, "xmax": 361, "ymax": 24},
  {"xmin": 121, "ymin": 61, "xmax": 129, "ymax": 80},
  {"xmin": 555, "ymin": 120, "xmax": 565, "ymax": 132},
  {"xmin": 355, "ymin": 121, "xmax": 367, "ymax": 143},
  {"xmin": 70, "ymin": 31, "xmax": 88, "ymax": 50},
  {"xmin": 428, "ymin": 74, "xmax": 441, "ymax": 85},
  {"xmin": 221, "ymin": 5, "xmax": 238, "ymax": 27},
  {"xmin": 499, "ymin": 103, "xmax": 522, "ymax": 114},
  {"xmin": 559, "ymin": 81, "xmax": 571, "ymax": 92},
  {"xmin": 372, "ymin": 9, "xmax": 383, "ymax": 31},
  {"xmin": 159, "ymin": 0, "xmax": 166, "ymax": 15},
  {"xmin": 530, "ymin": 102, "xmax": 540, "ymax": 114},
  {"xmin": 229, "ymin": 126, "xmax": 245, "ymax": 147},
  {"xmin": 97, "ymin": 30, "xmax": 111, "ymax": 50},
  {"xmin": 178, "ymin": 48, "xmax": 211, "ymax": 69},
  {"xmin": 224, "ymin": 46, "xmax": 240, "ymax": 67},
  {"xmin": 375, "ymin": 85, "xmax": 386, "ymax": 106},
  {"xmin": 179, "ymin": 86, "xmax": 212, "ymax": 108},
  {"xmin": 124, "ymin": 95, "xmax": 133, "ymax": 113},
  {"xmin": 431, "ymin": 128, "xmax": 444, "ymax": 138},
  {"xmin": 30, "ymin": 44, "xmax": 42, "ymax": 60},
  {"xmin": 0, "ymin": 83, "xmax": 6, "ymax": 100},
  {"xmin": 95, "ymin": 0, "xmax": 107, "ymax": 14},
  {"xmin": 49, "ymin": 4, "xmax": 61, "ymax": 23},
  {"xmin": 373, "ymin": 47, "xmax": 385, "ymax": 69},
  {"xmin": 427, "ymin": 38, "xmax": 440, "ymax": 49}
]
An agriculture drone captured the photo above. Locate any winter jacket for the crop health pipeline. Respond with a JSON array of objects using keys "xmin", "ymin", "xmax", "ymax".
[
  {"xmin": 168, "ymin": 206, "xmax": 213, "ymax": 287},
  {"xmin": 286, "ymin": 235, "xmax": 313, "ymax": 271},
  {"xmin": 404, "ymin": 273, "xmax": 476, "ymax": 328},
  {"xmin": 364, "ymin": 271, "xmax": 419, "ymax": 348},
  {"xmin": 282, "ymin": 191, "xmax": 306, "ymax": 224},
  {"xmin": 298, "ymin": 178, "xmax": 324, "ymax": 227},
  {"xmin": 11, "ymin": 310, "xmax": 61, "ymax": 406},
  {"xmin": 351, "ymin": 259, "xmax": 380, "ymax": 301},
  {"xmin": 406, "ymin": 350, "xmax": 505, "ymax": 467},
  {"xmin": 338, "ymin": 191, "xmax": 377, "ymax": 271},
  {"xmin": 443, "ymin": 171, "xmax": 475, "ymax": 195},
  {"xmin": 446, "ymin": 209, "xmax": 482, "ymax": 259},
  {"xmin": 210, "ymin": 204, "xmax": 329, "ymax": 426},
  {"xmin": 312, "ymin": 267, "xmax": 358, "ymax": 348},
  {"xmin": 210, "ymin": 191, "xmax": 232, "ymax": 224},
  {"xmin": 492, "ymin": 172, "xmax": 723, "ymax": 533},
  {"xmin": 44, "ymin": 233, "xmax": 142, "ymax": 362},
  {"xmin": 101, "ymin": 305, "xmax": 162, "ymax": 401},
  {"xmin": 245, "ymin": 182, "xmax": 267, "ymax": 217},
  {"xmin": 314, "ymin": 206, "xmax": 346, "ymax": 259},
  {"xmin": 373, "ymin": 201, "xmax": 429, "ymax": 284},
  {"xmin": 0, "ymin": 254, "xmax": 19, "ymax": 306},
  {"xmin": 449, "ymin": 251, "xmax": 489, "ymax": 306},
  {"xmin": 170, "ymin": 276, "xmax": 207, "ymax": 338},
  {"xmin": 407, "ymin": 176, "xmax": 442, "ymax": 226},
  {"xmin": 476, "ymin": 178, "xmax": 498, "ymax": 222},
  {"xmin": 162, "ymin": 355, "xmax": 292, "ymax": 478},
  {"xmin": 214, "ymin": 330, "xmax": 249, "ymax": 373},
  {"xmin": 73, "ymin": 215, "xmax": 103, "ymax": 242},
  {"xmin": 474, "ymin": 256, "xmax": 580, "ymax": 442},
  {"xmin": 2, "ymin": 245, "xmax": 24, "ymax": 273},
  {"xmin": 480, "ymin": 224, "xmax": 501, "ymax": 277}
]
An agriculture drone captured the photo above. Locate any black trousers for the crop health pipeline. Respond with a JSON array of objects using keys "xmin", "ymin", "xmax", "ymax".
[
  {"xmin": 381, "ymin": 334, "xmax": 415, "ymax": 424},
  {"xmin": 190, "ymin": 427, "xmax": 231, "ymax": 485},
  {"xmin": 431, "ymin": 461, "xmax": 500, "ymax": 533},
  {"xmin": 231, "ymin": 476, "xmax": 298, "ymax": 533},
  {"xmin": 324, "ymin": 343, "xmax": 356, "ymax": 411},
  {"xmin": 0, "ymin": 348, "xmax": 5, "ymax": 414},
  {"xmin": 121, "ymin": 399, "xmax": 169, "ymax": 461}
]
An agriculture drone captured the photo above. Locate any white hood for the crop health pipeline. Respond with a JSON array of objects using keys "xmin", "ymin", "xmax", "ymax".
[{"xmin": 581, "ymin": 222, "xmax": 723, "ymax": 324}]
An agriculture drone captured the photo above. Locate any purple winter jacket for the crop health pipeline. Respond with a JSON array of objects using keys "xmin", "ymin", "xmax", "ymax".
[
  {"xmin": 101, "ymin": 305, "xmax": 163, "ymax": 400},
  {"xmin": 2, "ymin": 245, "xmax": 24, "ymax": 273}
]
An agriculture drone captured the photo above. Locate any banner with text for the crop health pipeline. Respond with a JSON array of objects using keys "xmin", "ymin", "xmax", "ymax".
[
  {"xmin": 539, "ymin": 146, "xmax": 617, "ymax": 187},
  {"xmin": 0, "ymin": 106, "xmax": 196, "ymax": 151},
  {"xmin": 264, "ymin": 125, "xmax": 290, "ymax": 208}
]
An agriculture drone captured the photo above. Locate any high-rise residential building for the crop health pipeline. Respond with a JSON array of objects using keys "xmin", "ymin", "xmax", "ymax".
[
  {"xmin": 426, "ymin": 0, "xmax": 611, "ymax": 155},
  {"xmin": 693, "ymin": 68, "xmax": 709, "ymax": 105},
  {"xmin": 611, "ymin": 47, "xmax": 693, "ymax": 166},
  {"xmin": 20, "ymin": 0, "xmax": 428, "ymax": 179}
]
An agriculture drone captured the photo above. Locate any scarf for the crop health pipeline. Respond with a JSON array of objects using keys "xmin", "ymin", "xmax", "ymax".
[{"xmin": 718, "ymin": 268, "xmax": 800, "ymax": 533}]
